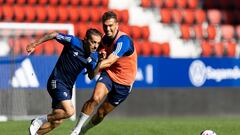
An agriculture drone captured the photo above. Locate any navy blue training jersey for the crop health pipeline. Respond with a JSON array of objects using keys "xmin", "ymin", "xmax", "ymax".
[{"xmin": 48, "ymin": 33, "xmax": 89, "ymax": 90}]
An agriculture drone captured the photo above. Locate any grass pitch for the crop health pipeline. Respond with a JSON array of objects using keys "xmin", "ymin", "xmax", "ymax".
[{"xmin": 0, "ymin": 116, "xmax": 240, "ymax": 135}]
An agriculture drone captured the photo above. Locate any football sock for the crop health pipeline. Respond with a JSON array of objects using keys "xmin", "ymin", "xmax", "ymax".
[{"xmin": 74, "ymin": 112, "xmax": 89, "ymax": 132}]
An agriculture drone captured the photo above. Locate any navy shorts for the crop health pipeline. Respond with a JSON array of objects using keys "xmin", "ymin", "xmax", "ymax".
[
  {"xmin": 97, "ymin": 71, "xmax": 132, "ymax": 106},
  {"xmin": 47, "ymin": 79, "xmax": 72, "ymax": 109}
]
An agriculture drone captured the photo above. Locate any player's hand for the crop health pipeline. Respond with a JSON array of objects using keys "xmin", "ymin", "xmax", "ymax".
[
  {"xmin": 99, "ymin": 50, "xmax": 106, "ymax": 61},
  {"xmin": 26, "ymin": 43, "xmax": 37, "ymax": 55}
]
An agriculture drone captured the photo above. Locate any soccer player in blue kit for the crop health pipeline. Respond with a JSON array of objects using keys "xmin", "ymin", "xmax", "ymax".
[{"xmin": 26, "ymin": 28, "xmax": 102, "ymax": 135}]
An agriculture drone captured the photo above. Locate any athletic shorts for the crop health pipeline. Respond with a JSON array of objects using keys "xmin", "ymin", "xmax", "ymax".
[
  {"xmin": 97, "ymin": 71, "xmax": 132, "ymax": 106},
  {"xmin": 47, "ymin": 78, "xmax": 72, "ymax": 109}
]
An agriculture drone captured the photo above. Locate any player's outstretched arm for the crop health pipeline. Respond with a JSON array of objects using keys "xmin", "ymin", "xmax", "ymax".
[{"xmin": 26, "ymin": 32, "xmax": 58, "ymax": 55}]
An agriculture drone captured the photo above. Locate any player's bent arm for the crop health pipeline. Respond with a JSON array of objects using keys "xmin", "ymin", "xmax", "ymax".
[
  {"xmin": 99, "ymin": 53, "xmax": 119, "ymax": 69},
  {"xmin": 26, "ymin": 32, "xmax": 58, "ymax": 55},
  {"xmin": 87, "ymin": 62, "xmax": 101, "ymax": 80}
]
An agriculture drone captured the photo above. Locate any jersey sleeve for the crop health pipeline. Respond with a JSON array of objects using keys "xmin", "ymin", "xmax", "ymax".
[
  {"xmin": 55, "ymin": 33, "xmax": 82, "ymax": 47},
  {"xmin": 112, "ymin": 35, "xmax": 132, "ymax": 57}
]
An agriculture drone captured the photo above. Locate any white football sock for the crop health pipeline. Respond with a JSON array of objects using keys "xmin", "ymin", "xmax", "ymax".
[
  {"xmin": 29, "ymin": 115, "xmax": 48, "ymax": 135},
  {"xmin": 72, "ymin": 113, "xmax": 89, "ymax": 133},
  {"xmin": 38, "ymin": 115, "xmax": 48, "ymax": 124}
]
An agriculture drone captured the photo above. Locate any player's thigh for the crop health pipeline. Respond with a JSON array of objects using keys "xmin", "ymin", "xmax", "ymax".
[
  {"xmin": 60, "ymin": 100, "xmax": 75, "ymax": 116},
  {"xmin": 92, "ymin": 82, "xmax": 109, "ymax": 101}
]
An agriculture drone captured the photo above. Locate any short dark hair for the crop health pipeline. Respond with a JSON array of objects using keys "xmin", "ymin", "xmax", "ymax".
[
  {"xmin": 85, "ymin": 28, "xmax": 102, "ymax": 39},
  {"xmin": 102, "ymin": 11, "xmax": 118, "ymax": 23}
]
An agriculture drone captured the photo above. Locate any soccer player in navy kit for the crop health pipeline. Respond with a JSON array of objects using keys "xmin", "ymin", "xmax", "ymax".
[{"xmin": 26, "ymin": 28, "xmax": 102, "ymax": 135}]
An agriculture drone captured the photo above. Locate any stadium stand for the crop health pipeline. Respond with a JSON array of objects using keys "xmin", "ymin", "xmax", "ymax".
[{"xmin": 1, "ymin": 0, "xmax": 239, "ymax": 57}]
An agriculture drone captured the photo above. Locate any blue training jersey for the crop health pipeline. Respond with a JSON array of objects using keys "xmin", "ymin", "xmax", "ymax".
[{"xmin": 48, "ymin": 33, "xmax": 89, "ymax": 90}]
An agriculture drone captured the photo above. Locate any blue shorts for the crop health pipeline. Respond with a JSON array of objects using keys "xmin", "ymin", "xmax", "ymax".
[
  {"xmin": 97, "ymin": 71, "xmax": 132, "ymax": 106},
  {"xmin": 47, "ymin": 78, "xmax": 72, "ymax": 109}
]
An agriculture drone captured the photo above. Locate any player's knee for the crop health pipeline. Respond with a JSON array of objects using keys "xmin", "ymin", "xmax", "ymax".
[
  {"xmin": 92, "ymin": 95, "xmax": 102, "ymax": 105},
  {"xmin": 65, "ymin": 109, "xmax": 75, "ymax": 118}
]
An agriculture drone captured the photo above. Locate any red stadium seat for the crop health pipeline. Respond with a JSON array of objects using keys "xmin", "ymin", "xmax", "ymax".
[
  {"xmin": 180, "ymin": 24, "xmax": 191, "ymax": 40},
  {"xmin": 176, "ymin": 0, "xmax": 187, "ymax": 8},
  {"xmin": 47, "ymin": 6, "xmax": 58, "ymax": 22},
  {"xmin": 79, "ymin": 7, "xmax": 90, "ymax": 22},
  {"xmin": 130, "ymin": 26, "xmax": 142, "ymax": 40},
  {"xmin": 3, "ymin": 5, "xmax": 14, "ymax": 21},
  {"xmin": 68, "ymin": 7, "xmax": 80, "ymax": 22},
  {"xmin": 59, "ymin": 0, "xmax": 69, "ymax": 5},
  {"xmin": 160, "ymin": 8, "xmax": 172, "ymax": 24},
  {"xmin": 44, "ymin": 40, "xmax": 55, "ymax": 55},
  {"xmin": 121, "ymin": 10, "xmax": 129, "ymax": 24},
  {"xmin": 134, "ymin": 41, "xmax": 142, "ymax": 55},
  {"xmin": 172, "ymin": 9, "xmax": 183, "ymax": 24},
  {"xmin": 57, "ymin": 6, "xmax": 68, "ymax": 22},
  {"xmin": 225, "ymin": 41, "xmax": 237, "ymax": 57},
  {"xmin": 164, "ymin": 0, "xmax": 175, "ymax": 8},
  {"xmin": 195, "ymin": 9, "xmax": 206, "ymax": 24},
  {"xmin": 187, "ymin": 0, "xmax": 199, "ymax": 9},
  {"xmin": 119, "ymin": 25, "xmax": 130, "ymax": 35},
  {"xmin": 77, "ymin": 23, "xmax": 88, "ymax": 38},
  {"xmin": 14, "ymin": 6, "xmax": 25, "ymax": 22},
  {"xmin": 24, "ymin": 6, "xmax": 36, "ymax": 22},
  {"xmin": 81, "ymin": 0, "xmax": 90, "ymax": 6},
  {"xmin": 207, "ymin": 9, "xmax": 221, "ymax": 25},
  {"xmin": 91, "ymin": 0, "xmax": 101, "ymax": 6},
  {"xmin": 99, "ymin": 7, "xmax": 108, "ymax": 17},
  {"xmin": 49, "ymin": 0, "xmax": 58, "ymax": 5},
  {"xmin": 101, "ymin": 0, "xmax": 108, "ymax": 7},
  {"xmin": 141, "ymin": 0, "xmax": 151, "ymax": 8},
  {"xmin": 142, "ymin": 26, "xmax": 150, "ymax": 40},
  {"xmin": 141, "ymin": 41, "xmax": 152, "ymax": 56},
  {"xmin": 70, "ymin": 0, "xmax": 80, "ymax": 5},
  {"xmin": 193, "ymin": 24, "xmax": 203, "ymax": 39},
  {"xmin": 200, "ymin": 40, "xmax": 213, "ymax": 57},
  {"xmin": 36, "ymin": 6, "xmax": 47, "ymax": 22},
  {"xmin": 207, "ymin": 25, "xmax": 216, "ymax": 40},
  {"xmin": 153, "ymin": 0, "xmax": 163, "ymax": 8},
  {"xmin": 221, "ymin": 25, "xmax": 234, "ymax": 40},
  {"xmin": 213, "ymin": 42, "xmax": 224, "ymax": 57},
  {"xmin": 16, "ymin": 0, "xmax": 26, "ymax": 5},
  {"xmin": 5, "ymin": 0, "xmax": 15, "ymax": 5},
  {"xmin": 183, "ymin": 9, "xmax": 195, "ymax": 24},
  {"xmin": 28, "ymin": 0, "xmax": 37, "ymax": 4},
  {"xmin": 39, "ymin": 0, "xmax": 48, "ymax": 5},
  {"xmin": 152, "ymin": 42, "xmax": 162, "ymax": 56},
  {"xmin": 90, "ymin": 8, "xmax": 101, "ymax": 22},
  {"xmin": 161, "ymin": 42, "xmax": 170, "ymax": 56}
]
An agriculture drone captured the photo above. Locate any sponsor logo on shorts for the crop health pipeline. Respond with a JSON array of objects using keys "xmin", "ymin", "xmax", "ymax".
[{"xmin": 63, "ymin": 92, "xmax": 68, "ymax": 97}]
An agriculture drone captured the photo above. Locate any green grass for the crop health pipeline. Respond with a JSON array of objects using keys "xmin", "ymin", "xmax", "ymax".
[{"xmin": 0, "ymin": 116, "xmax": 240, "ymax": 135}]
